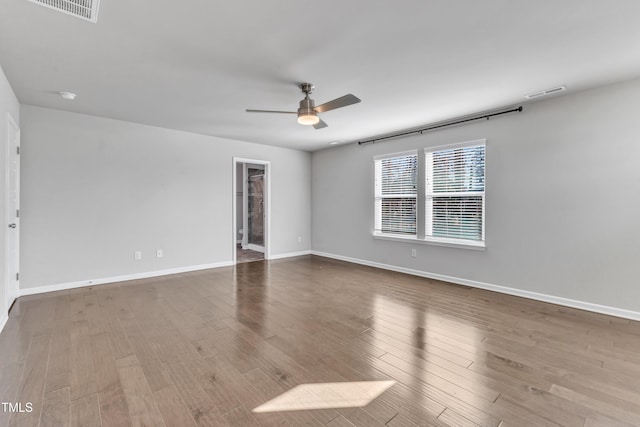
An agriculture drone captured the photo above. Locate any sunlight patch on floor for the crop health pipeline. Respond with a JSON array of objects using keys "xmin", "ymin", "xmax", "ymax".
[{"xmin": 253, "ymin": 381, "xmax": 395, "ymax": 413}]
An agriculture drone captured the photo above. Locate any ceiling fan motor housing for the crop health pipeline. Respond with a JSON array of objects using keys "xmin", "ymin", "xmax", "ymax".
[
  {"xmin": 297, "ymin": 97, "xmax": 320, "ymax": 125},
  {"xmin": 298, "ymin": 97, "xmax": 316, "ymax": 117}
]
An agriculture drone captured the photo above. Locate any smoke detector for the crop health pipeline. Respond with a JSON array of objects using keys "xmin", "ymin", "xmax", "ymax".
[
  {"xmin": 27, "ymin": 0, "xmax": 101, "ymax": 23},
  {"xmin": 524, "ymin": 86, "xmax": 566, "ymax": 100},
  {"xmin": 59, "ymin": 91, "xmax": 77, "ymax": 100}
]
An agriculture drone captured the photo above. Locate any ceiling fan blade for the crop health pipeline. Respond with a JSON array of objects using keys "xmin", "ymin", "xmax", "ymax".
[
  {"xmin": 313, "ymin": 119, "xmax": 328, "ymax": 129},
  {"xmin": 246, "ymin": 109, "xmax": 296, "ymax": 114},
  {"xmin": 314, "ymin": 94, "xmax": 361, "ymax": 113}
]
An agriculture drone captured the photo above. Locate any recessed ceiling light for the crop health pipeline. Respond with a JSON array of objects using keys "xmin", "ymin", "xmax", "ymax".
[
  {"xmin": 59, "ymin": 91, "xmax": 76, "ymax": 100},
  {"xmin": 524, "ymin": 85, "xmax": 566, "ymax": 99},
  {"xmin": 329, "ymin": 141, "xmax": 341, "ymax": 145}
]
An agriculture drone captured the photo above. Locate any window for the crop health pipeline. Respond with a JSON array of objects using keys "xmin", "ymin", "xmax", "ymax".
[
  {"xmin": 373, "ymin": 140, "xmax": 485, "ymax": 249},
  {"xmin": 425, "ymin": 141, "xmax": 485, "ymax": 245},
  {"xmin": 374, "ymin": 152, "xmax": 417, "ymax": 236}
]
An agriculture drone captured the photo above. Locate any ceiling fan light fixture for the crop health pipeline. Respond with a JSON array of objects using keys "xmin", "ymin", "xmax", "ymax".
[
  {"xmin": 297, "ymin": 111, "xmax": 320, "ymax": 125},
  {"xmin": 297, "ymin": 95, "xmax": 320, "ymax": 125}
]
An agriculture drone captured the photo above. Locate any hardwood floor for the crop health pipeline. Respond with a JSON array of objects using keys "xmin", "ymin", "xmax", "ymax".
[
  {"xmin": 1, "ymin": 255, "xmax": 640, "ymax": 426},
  {"xmin": 236, "ymin": 246, "xmax": 264, "ymax": 264}
]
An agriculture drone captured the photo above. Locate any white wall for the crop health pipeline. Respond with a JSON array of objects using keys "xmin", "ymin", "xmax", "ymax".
[
  {"xmin": 312, "ymin": 77, "xmax": 640, "ymax": 314},
  {"xmin": 20, "ymin": 105, "xmax": 311, "ymax": 289},
  {"xmin": 0, "ymin": 64, "xmax": 20, "ymax": 317}
]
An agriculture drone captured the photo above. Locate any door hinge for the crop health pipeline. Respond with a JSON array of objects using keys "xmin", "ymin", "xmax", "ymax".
[
  {"xmin": 16, "ymin": 146, "xmax": 20, "ymax": 155},
  {"xmin": 16, "ymin": 209, "xmax": 19, "ymax": 218},
  {"xmin": 16, "ymin": 272, "xmax": 19, "ymax": 281}
]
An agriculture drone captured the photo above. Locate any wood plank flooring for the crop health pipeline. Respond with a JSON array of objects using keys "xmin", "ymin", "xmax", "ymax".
[
  {"xmin": 237, "ymin": 245, "xmax": 264, "ymax": 264},
  {"xmin": 1, "ymin": 255, "xmax": 640, "ymax": 426}
]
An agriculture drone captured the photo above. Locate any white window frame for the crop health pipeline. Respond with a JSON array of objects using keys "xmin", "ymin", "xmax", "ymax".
[
  {"xmin": 373, "ymin": 150, "xmax": 418, "ymax": 239},
  {"xmin": 424, "ymin": 139, "xmax": 485, "ymax": 248},
  {"xmin": 373, "ymin": 140, "xmax": 486, "ymax": 250}
]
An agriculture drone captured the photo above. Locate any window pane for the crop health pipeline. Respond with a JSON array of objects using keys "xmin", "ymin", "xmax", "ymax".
[
  {"xmin": 380, "ymin": 197, "xmax": 416, "ymax": 234},
  {"xmin": 432, "ymin": 196, "xmax": 483, "ymax": 240},
  {"xmin": 432, "ymin": 146, "xmax": 484, "ymax": 193},
  {"xmin": 379, "ymin": 155, "xmax": 417, "ymax": 195}
]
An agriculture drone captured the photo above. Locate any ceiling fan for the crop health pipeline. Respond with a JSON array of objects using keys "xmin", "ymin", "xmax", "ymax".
[{"xmin": 246, "ymin": 83, "xmax": 361, "ymax": 129}]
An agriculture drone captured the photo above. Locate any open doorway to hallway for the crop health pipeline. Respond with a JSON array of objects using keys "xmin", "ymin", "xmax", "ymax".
[{"xmin": 233, "ymin": 158, "xmax": 270, "ymax": 264}]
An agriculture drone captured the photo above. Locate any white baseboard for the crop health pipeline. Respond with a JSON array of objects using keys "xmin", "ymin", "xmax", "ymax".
[
  {"xmin": 268, "ymin": 250, "xmax": 311, "ymax": 260},
  {"xmin": 19, "ymin": 261, "xmax": 234, "ymax": 297},
  {"xmin": 18, "ymin": 253, "xmax": 312, "ymax": 298},
  {"xmin": 0, "ymin": 312, "xmax": 8, "ymax": 335},
  {"xmin": 311, "ymin": 251, "xmax": 640, "ymax": 322}
]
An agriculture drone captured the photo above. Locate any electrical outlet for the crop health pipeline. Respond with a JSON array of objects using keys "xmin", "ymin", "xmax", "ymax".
[
  {"xmin": 134, "ymin": 251, "xmax": 142, "ymax": 261},
  {"xmin": 411, "ymin": 249, "xmax": 417, "ymax": 258},
  {"xmin": 156, "ymin": 249, "xmax": 163, "ymax": 258},
  {"xmin": 297, "ymin": 236, "xmax": 302, "ymax": 243}
]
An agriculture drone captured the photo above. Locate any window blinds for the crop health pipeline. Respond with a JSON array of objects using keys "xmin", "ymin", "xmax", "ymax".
[
  {"xmin": 375, "ymin": 154, "xmax": 417, "ymax": 235},
  {"xmin": 426, "ymin": 144, "xmax": 485, "ymax": 242}
]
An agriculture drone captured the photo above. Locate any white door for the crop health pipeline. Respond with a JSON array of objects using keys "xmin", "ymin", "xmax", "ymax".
[{"xmin": 5, "ymin": 114, "xmax": 20, "ymax": 311}]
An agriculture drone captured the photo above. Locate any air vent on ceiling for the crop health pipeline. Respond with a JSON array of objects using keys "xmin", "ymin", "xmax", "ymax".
[
  {"xmin": 524, "ymin": 85, "xmax": 566, "ymax": 100},
  {"xmin": 27, "ymin": 0, "xmax": 101, "ymax": 23}
]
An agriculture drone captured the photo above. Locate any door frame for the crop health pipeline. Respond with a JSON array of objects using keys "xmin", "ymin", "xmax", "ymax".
[
  {"xmin": 232, "ymin": 157, "xmax": 271, "ymax": 264},
  {"xmin": 5, "ymin": 113, "xmax": 20, "ymax": 312}
]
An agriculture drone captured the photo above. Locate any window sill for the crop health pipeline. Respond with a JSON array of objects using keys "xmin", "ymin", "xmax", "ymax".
[{"xmin": 373, "ymin": 233, "xmax": 486, "ymax": 251}]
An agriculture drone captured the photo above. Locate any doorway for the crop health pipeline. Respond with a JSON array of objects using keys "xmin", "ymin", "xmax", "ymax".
[
  {"xmin": 246, "ymin": 167, "xmax": 265, "ymax": 252},
  {"xmin": 5, "ymin": 113, "xmax": 20, "ymax": 312},
  {"xmin": 232, "ymin": 158, "xmax": 270, "ymax": 264}
]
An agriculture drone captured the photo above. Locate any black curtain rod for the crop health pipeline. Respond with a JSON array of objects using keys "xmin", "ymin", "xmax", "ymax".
[{"xmin": 357, "ymin": 106, "xmax": 523, "ymax": 146}]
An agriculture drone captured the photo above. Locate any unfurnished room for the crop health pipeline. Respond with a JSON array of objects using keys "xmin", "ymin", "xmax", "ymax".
[{"xmin": 1, "ymin": 1, "xmax": 640, "ymax": 426}]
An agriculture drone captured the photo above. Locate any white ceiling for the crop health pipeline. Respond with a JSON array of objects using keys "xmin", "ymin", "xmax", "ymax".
[{"xmin": 2, "ymin": 1, "xmax": 640, "ymax": 151}]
